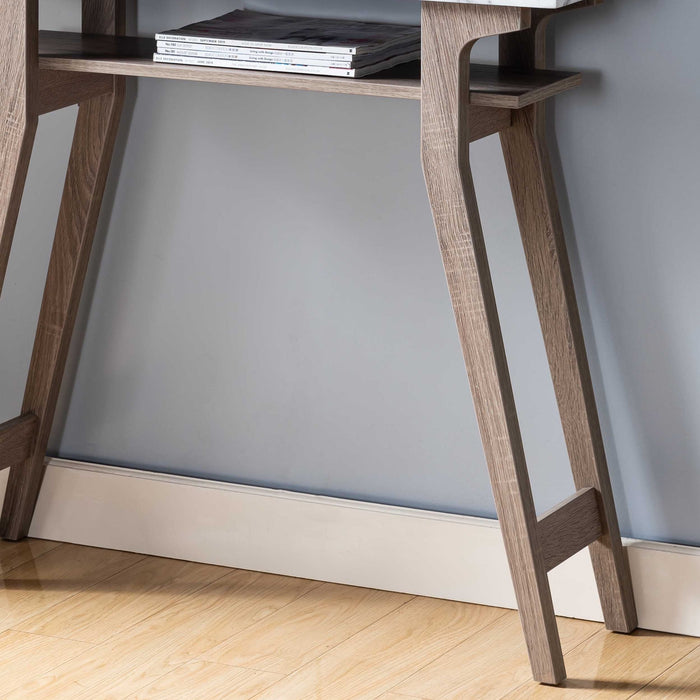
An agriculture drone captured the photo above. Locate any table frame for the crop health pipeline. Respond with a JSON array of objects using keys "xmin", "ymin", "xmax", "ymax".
[{"xmin": 0, "ymin": 0, "xmax": 636, "ymax": 685}]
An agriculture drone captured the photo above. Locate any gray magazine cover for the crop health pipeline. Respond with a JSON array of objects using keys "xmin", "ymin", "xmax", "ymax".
[{"xmin": 156, "ymin": 10, "xmax": 421, "ymax": 55}]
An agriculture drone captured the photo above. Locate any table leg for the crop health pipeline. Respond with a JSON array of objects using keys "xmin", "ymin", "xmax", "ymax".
[
  {"xmin": 499, "ymin": 16, "xmax": 637, "ymax": 634},
  {"xmin": 0, "ymin": 0, "xmax": 126, "ymax": 540},
  {"xmin": 421, "ymin": 1, "xmax": 566, "ymax": 685},
  {"xmin": 0, "ymin": 0, "xmax": 38, "ymax": 297}
]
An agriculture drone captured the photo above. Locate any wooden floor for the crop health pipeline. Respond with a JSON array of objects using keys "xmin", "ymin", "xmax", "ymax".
[{"xmin": 0, "ymin": 540, "xmax": 698, "ymax": 698}]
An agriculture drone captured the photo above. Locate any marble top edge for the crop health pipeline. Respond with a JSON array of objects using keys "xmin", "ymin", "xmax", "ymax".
[{"xmin": 421, "ymin": 0, "xmax": 578, "ymax": 8}]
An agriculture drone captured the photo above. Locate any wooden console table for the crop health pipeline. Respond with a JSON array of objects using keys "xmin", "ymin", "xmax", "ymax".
[{"xmin": 0, "ymin": 0, "xmax": 637, "ymax": 685}]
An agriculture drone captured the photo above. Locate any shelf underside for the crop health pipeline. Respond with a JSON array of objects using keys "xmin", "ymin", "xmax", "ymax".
[{"xmin": 39, "ymin": 32, "xmax": 582, "ymax": 107}]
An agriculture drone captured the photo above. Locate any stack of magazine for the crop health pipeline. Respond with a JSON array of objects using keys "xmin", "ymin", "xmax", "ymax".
[{"xmin": 154, "ymin": 10, "xmax": 421, "ymax": 78}]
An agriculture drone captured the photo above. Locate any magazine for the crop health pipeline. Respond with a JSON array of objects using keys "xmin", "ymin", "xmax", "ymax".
[
  {"xmin": 156, "ymin": 40, "xmax": 360, "ymax": 64},
  {"xmin": 153, "ymin": 50, "xmax": 421, "ymax": 79},
  {"xmin": 156, "ymin": 47, "xmax": 360, "ymax": 70},
  {"xmin": 155, "ymin": 41, "xmax": 421, "ymax": 69},
  {"xmin": 155, "ymin": 10, "xmax": 420, "ymax": 56}
]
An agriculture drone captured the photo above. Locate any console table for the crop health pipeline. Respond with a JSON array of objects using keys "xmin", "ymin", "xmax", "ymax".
[{"xmin": 0, "ymin": 0, "xmax": 637, "ymax": 685}]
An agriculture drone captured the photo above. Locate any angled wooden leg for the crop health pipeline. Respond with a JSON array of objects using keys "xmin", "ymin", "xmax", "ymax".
[
  {"xmin": 0, "ymin": 85, "xmax": 125, "ymax": 541},
  {"xmin": 421, "ymin": 2, "xmax": 566, "ymax": 685},
  {"xmin": 0, "ymin": 1, "xmax": 126, "ymax": 541},
  {"xmin": 0, "ymin": 0, "xmax": 38, "ymax": 297},
  {"xmin": 499, "ymin": 13, "xmax": 637, "ymax": 633}
]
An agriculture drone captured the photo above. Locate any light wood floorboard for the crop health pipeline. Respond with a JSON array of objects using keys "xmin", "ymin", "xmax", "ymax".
[
  {"xmin": 0, "ymin": 542, "xmax": 142, "ymax": 631},
  {"xmin": 201, "ymin": 581, "xmax": 411, "ymax": 674},
  {"xmin": 0, "ymin": 539, "xmax": 697, "ymax": 699},
  {"xmin": 0, "ymin": 629, "xmax": 90, "ymax": 695},
  {"xmin": 127, "ymin": 661, "xmax": 282, "ymax": 699},
  {"xmin": 15, "ymin": 554, "xmax": 230, "ymax": 643},
  {"xmin": 0, "ymin": 537, "xmax": 60, "ymax": 574},
  {"xmin": 631, "ymin": 645, "xmax": 700, "ymax": 699},
  {"xmin": 393, "ymin": 611, "xmax": 599, "ymax": 699},
  {"xmin": 502, "ymin": 629, "xmax": 700, "ymax": 699},
  {"xmin": 250, "ymin": 598, "xmax": 509, "ymax": 699}
]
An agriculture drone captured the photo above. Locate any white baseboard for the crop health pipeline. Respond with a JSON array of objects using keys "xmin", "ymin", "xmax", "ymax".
[{"xmin": 1, "ymin": 458, "xmax": 698, "ymax": 637}]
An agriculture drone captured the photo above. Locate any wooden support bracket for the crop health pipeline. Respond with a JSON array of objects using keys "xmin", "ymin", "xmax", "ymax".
[
  {"xmin": 538, "ymin": 487, "xmax": 602, "ymax": 571},
  {"xmin": 470, "ymin": 106, "xmax": 512, "ymax": 142},
  {"xmin": 0, "ymin": 414, "xmax": 38, "ymax": 471},
  {"xmin": 38, "ymin": 70, "xmax": 115, "ymax": 115}
]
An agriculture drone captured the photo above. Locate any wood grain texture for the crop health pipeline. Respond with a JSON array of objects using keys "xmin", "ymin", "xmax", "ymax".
[
  {"xmin": 201, "ymin": 582, "xmax": 410, "ymax": 674},
  {"xmin": 468, "ymin": 106, "xmax": 513, "ymax": 142},
  {"xmin": 15, "ymin": 555, "xmax": 229, "ymax": 644},
  {"xmin": 1, "ymin": 540, "xmax": 697, "ymax": 698},
  {"xmin": 0, "ymin": 630, "xmax": 90, "ymax": 697},
  {"xmin": 465, "ymin": 64, "xmax": 581, "ymax": 108},
  {"xmin": 394, "ymin": 611, "xmax": 598, "ymax": 699},
  {"xmin": 38, "ymin": 70, "xmax": 114, "ymax": 115},
  {"xmin": 502, "ymin": 629, "xmax": 700, "ymax": 699},
  {"xmin": 0, "ymin": 414, "xmax": 37, "ymax": 471},
  {"xmin": 11, "ymin": 570, "xmax": 320, "ymax": 698},
  {"xmin": 499, "ymin": 15, "xmax": 637, "ymax": 633},
  {"xmin": 538, "ymin": 487, "xmax": 602, "ymax": 571},
  {"xmin": 633, "ymin": 644, "xmax": 700, "ymax": 699},
  {"xmin": 36, "ymin": 32, "xmax": 581, "ymax": 107},
  {"xmin": 127, "ymin": 661, "xmax": 282, "ymax": 700},
  {"xmin": 0, "ymin": 1, "xmax": 127, "ymax": 542},
  {"xmin": 420, "ymin": 0, "xmax": 564, "ymax": 685},
  {"xmin": 82, "ymin": 0, "xmax": 125, "ymax": 35},
  {"xmin": 0, "ymin": 0, "xmax": 38, "ymax": 298},
  {"xmin": 0, "ymin": 537, "xmax": 60, "ymax": 575},
  {"xmin": 252, "ymin": 597, "xmax": 505, "ymax": 699},
  {"xmin": 0, "ymin": 543, "xmax": 141, "ymax": 631}
]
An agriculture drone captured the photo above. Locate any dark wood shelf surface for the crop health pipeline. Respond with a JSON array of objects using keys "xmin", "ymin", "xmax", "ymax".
[{"xmin": 39, "ymin": 31, "xmax": 581, "ymax": 107}]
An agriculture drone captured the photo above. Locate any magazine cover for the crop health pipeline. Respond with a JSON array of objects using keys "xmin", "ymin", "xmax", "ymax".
[{"xmin": 156, "ymin": 10, "xmax": 421, "ymax": 55}]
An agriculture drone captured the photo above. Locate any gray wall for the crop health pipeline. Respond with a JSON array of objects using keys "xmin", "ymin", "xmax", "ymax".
[{"xmin": 1, "ymin": 0, "xmax": 698, "ymax": 546}]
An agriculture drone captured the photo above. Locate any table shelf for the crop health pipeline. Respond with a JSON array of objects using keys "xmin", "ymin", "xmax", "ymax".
[{"xmin": 38, "ymin": 31, "xmax": 581, "ymax": 107}]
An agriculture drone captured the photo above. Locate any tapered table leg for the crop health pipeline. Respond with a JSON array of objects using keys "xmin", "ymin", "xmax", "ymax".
[
  {"xmin": 421, "ymin": 1, "xmax": 566, "ymax": 685},
  {"xmin": 499, "ymin": 17, "xmax": 638, "ymax": 634},
  {"xmin": 1, "ymin": 0, "xmax": 127, "ymax": 541},
  {"xmin": 0, "ymin": 0, "xmax": 38, "ymax": 297},
  {"xmin": 1, "ymin": 0, "xmax": 126, "ymax": 541},
  {"xmin": 0, "ymin": 84, "xmax": 125, "ymax": 541}
]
